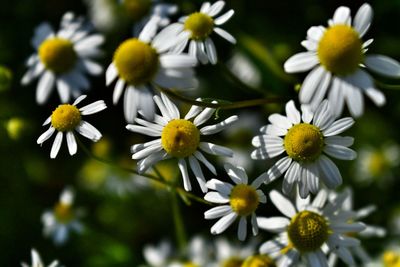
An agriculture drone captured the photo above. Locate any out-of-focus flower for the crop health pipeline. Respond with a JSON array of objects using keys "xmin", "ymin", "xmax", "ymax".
[
  {"xmin": 21, "ymin": 249, "xmax": 60, "ymax": 267},
  {"xmin": 366, "ymin": 245, "xmax": 400, "ymax": 267},
  {"xmin": 258, "ymin": 189, "xmax": 366, "ymax": 266},
  {"xmin": 41, "ymin": 187, "xmax": 83, "ymax": 246},
  {"xmin": 143, "ymin": 240, "xmax": 173, "ymax": 267},
  {"xmin": 242, "ymin": 254, "xmax": 277, "ymax": 267},
  {"xmin": 21, "ymin": 12, "xmax": 104, "ymax": 104},
  {"xmin": 327, "ymin": 188, "xmax": 386, "ymax": 266},
  {"xmin": 355, "ymin": 142, "xmax": 400, "ymax": 185},
  {"xmin": 209, "ymin": 237, "xmax": 256, "ymax": 267},
  {"xmin": 168, "ymin": 236, "xmax": 212, "ymax": 267},
  {"xmin": 160, "ymin": 0, "xmax": 236, "ymax": 65},
  {"xmin": 126, "ymin": 93, "xmax": 238, "ymax": 192},
  {"xmin": 284, "ymin": 3, "xmax": 400, "ymax": 118},
  {"xmin": 0, "ymin": 65, "xmax": 12, "ymax": 92},
  {"xmin": 204, "ymin": 163, "xmax": 267, "ymax": 241},
  {"xmin": 5, "ymin": 117, "xmax": 29, "ymax": 140},
  {"xmin": 85, "ymin": 0, "xmax": 124, "ymax": 33},
  {"xmin": 37, "ymin": 95, "xmax": 106, "ymax": 158},
  {"xmin": 106, "ymin": 17, "xmax": 198, "ymax": 123},
  {"xmin": 227, "ymin": 52, "xmax": 261, "ymax": 88},
  {"xmin": 252, "ymin": 100, "xmax": 356, "ymax": 198}
]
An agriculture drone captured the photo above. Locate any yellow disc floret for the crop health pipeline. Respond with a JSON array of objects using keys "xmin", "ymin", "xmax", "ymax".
[
  {"xmin": 122, "ymin": 0, "xmax": 152, "ymax": 21},
  {"xmin": 184, "ymin": 12, "xmax": 214, "ymax": 40},
  {"xmin": 222, "ymin": 257, "xmax": 244, "ymax": 267},
  {"xmin": 287, "ymin": 211, "xmax": 329, "ymax": 253},
  {"xmin": 318, "ymin": 25, "xmax": 363, "ymax": 75},
  {"xmin": 54, "ymin": 202, "xmax": 74, "ymax": 223},
  {"xmin": 183, "ymin": 262, "xmax": 199, "ymax": 267},
  {"xmin": 230, "ymin": 184, "xmax": 259, "ymax": 217},
  {"xmin": 284, "ymin": 123, "xmax": 324, "ymax": 162},
  {"xmin": 161, "ymin": 119, "xmax": 200, "ymax": 158},
  {"xmin": 383, "ymin": 251, "xmax": 400, "ymax": 267},
  {"xmin": 51, "ymin": 104, "xmax": 82, "ymax": 132},
  {"xmin": 39, "ymin": 38, "xmax": 77, "ymax": 74},
  {"xmin": 113, "ymin": 38, "xmax": 159, "ymax": 86},
  {"xmin": 242, "ymin": 255, "xmax": 277, "ymax": 267}
]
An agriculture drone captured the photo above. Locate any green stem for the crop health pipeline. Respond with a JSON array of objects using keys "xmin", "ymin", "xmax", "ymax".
[
  {"xmin": 374, "ymin": 79, "xmax": 400, "ymax": 90},
  {"xmin": 171, "ymin": 189, "xmax": 187, "ymax": 255},
  {"xmin": 157, "ymin": 86, "xmax": 284, "ymax": 109}
]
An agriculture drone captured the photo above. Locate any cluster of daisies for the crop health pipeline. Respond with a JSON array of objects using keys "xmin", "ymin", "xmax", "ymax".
[{"xmin": 19, "ymin": 0, "xmax": 400, "ymax": 266}]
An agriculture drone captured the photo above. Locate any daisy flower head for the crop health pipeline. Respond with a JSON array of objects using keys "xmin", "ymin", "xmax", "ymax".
[
  {"xmin": 257, "ymin": 189, "xmax": 366, "ymax": 267},
  {"xmin": 210, "ymin": 237, "xmax": 256, "ymax": 267},
  {"xmin": 126, "ymin": 93, "xmax": 238, "ymax": 192},
  {"xmin": 159, "ymin": 0, "xmax": 236, "ymax": 65},
  {"xmin": 204, "ymin": 163, "xmax": 267, "ymax": 241},
  {"xmin": 41, "ymin": 187, "xmax": 84, "ymax": 246},
  {"xmin": 21, "ymin": 249, "xmax": 60, "ymax": 267},
  {"xmin": 21, "ymin": 12, "xmax": 104, "ymax": 104},
  {"xmin": 251, "ymin": 100, "xmax": 357, "ymax": 198},
  {"xmin": 327, "ymin": 188, "xmax": 386, "ymax": 267},
  {"xmin": 106, "ymin": 17, "xmax": 198, "ymax": 123},
  {"xmin": 37, "ymin": 95, "xmax": 107, "ymax": 159},
  {"xmin": 284, "ymin": 3, "xmax": 400, "ymax": 118}
]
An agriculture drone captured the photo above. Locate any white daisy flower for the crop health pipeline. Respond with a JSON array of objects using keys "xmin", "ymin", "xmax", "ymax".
[
  {"xmin": 159, "ymin": 0, "xmax": 236, "ymax": 65},
  {"xmin": 41, "ymin": 187, "xmax": 84, "ymax": 246},
  {"xmin": 284, "ymin": 3, "xmax": 400, "ymax": 118},
  {"xmin": 21, "ymin": 249, "xmax": 60, "ymax": 267},
  {"xmin": 327, "ymin": 188, "xmax": 386, "ymax": 267},
  {"xmin": 126, "ymin": 93, "xmax": 238, "ymax": 192},
  {"xmin": 251, "ymin": 100, "xmax": 357, "ymax": 198},
  {"xmin": 106, "ymin": 16, "xmax": 198, "ymax": 123},
  {"xmin": 204, "ymin": 163, "xmax": 267, "ymax": 241},
  {"xmin": 168, "ymin": 236, "xmax": 212, "ymax": 267},
  {"xmin": 37, "ymin": 95, "xmax": 107, "ymax": 159},
  {"xmin": 21, "ymin": 12, "xmax": 104, "ymax": 104},
  {"xmin": 257, "ymin": 189, "xmax": 366, "ymax": 267}
]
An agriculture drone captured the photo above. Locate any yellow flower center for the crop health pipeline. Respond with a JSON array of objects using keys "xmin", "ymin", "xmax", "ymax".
[
  {"xmin": 54, "ymin": 202, "xmax": 74, "ymax": 223},
  {"xmin": 221, "ymin": 257, "xmax": 244, "ymax": 267},
  {"xmin": 122, "ymin": 0, "xmax": 152, "ymax": 21},
  {"xmin": 229, "ymin": 184, "xmax": 259, "ymax": 217},
  {"xmin": 284, "ymin": 123, "xmax": 324, "ymax": 163},
  {"xmin": 51, "ymin": 104, "xmax": 82, "ymax": 132},
  {"xmin": 161, "ymin": 119, "xmax": 200, "ymax": 158},
  {"xmin": 113, "ymin": 38, "xmax": 159, "ymax": 86},
  {"xmin": 183, "ymin": 262, "xmax": 199, "ymax": 267},
  {"xmin": 184, "ymin": 12, "xmax": 214, "ymax": 40},
  {"xmin": 368, "ymin": 152, "xmax": 389, "ymax": 177},
  {"xmin": 317, "ymin": 25, "xmax": 363, "ymax": 75},
  {"xmin": 383, "ymin": 251, "xmax": 400, "ymax": 267},
  {"xmin": 242, "ymin": 255, "xmax": 276, "ymax": 267},
  {"xmin": 287, "ymin": 211, "xmax": 330, "ymax": 253},
  {"xmin": 39, "ymin": 38, "xmax": 77, "ymax": 74}
]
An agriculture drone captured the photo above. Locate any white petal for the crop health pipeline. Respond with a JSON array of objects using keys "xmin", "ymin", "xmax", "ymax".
[
  {"xmin": 194, "ymin": 107, "xmax": 216, "ymax": 126},
  {"xmin": 265, "ymin": 157, "xmax": 292, "ymax": 184},
  {"xmin": 317, "ymin": 155, "xmax": 342, "ymax": 189},
  {"xmin": 324, "ymin": 145, "xmax": 357, "ymax": 160},
  {"xmin": 76, "ymin": 121, "xmax": 102, "ymax": 141},
  {"xmin": 194, "ymin": 151, "xmax": 217, "ymax": 175},
  {"xmin": 205, "ymin": 192, "xmax": 230, "ymax": 204},
  {"xmin": 138, "ymin": 88, "xmax": 156, "ymax": 121},
  {"xmin": 199, "ymin": 142, "xmax": 233, "ymax": 157},
  {"xmin": 200, "ymin": 115, "xmax": 238, "ymax": 135},
  {"xmin": 299, "ymin": 66, "xmax": 325, "ymax": 104},
  {"xmin": 306, "ymin": 250, "xmax": 328, "ymax": 267},
  {"xmin": 206, "ymin": 179, "xmax": 233, "ymax": 196},
  {"xmin": 153, "ymin": 94, "xmax": 174, "ymax": 120},
  {"xmin": 207, "ymin": 1, "xmax": 225, "ymax": 17},
  {"xmin": 301, "ymin": 40, "xmax": 318, "ymax": 51},
  {"xmin": 36, "ymin": 71, "xmax": 55, "ymax": 104},
  {"xmin": 285, "ymin": 100, "xmax": 301, "ymax": 124},
  {"xmin": 268, "ymin": 114, "xmax": 292, "ymax": 129},
  {"xmin": 56, "ymin": 78, "xmax": 71, "ymax": 103},
  {"xmin": 284, "ymin": 52, "xmax": 318, "ymax": 73},
  {"xmin": 66, "ymin": 131, "xmax": 77, "ymax": 155},
  {"xmin": 260, "ymin": 124, "xmax": 287, "ymax": 136},
  {"xmin": 126, "ymin": 125, "xmax": 161, "ymax": 137},
  {"xmin": 269, "ymin": 190, "xmax": 296, "ymax": 218},
  {"xmin": 161, "ymin": 93, "xmax": 180, "ymax": 119},
  {"xmin": 354, "ymin": 3, "xmax": 373, "ymax": 37},
  {"xmin": 257, "ymin": 217, "xmax": 290, "ymax": 233},
  {"xmin": 214, "ymin": 27, "xmax": 236, "ymax": 44},
  {"xmin": 327, "ymin": 77, "xmax": 345, "ymax": 118},
  {"xmin": 80, "ymin": 100, "xmax": 107, "ymax": 115},
  {"xmin": 238, "ymin": 217, "xmax": 247, "ymax": 241},
  {"xmin": 309, "ymin": 71, "xmax": 332, "ymax": 110},
  {"xmin": 138, "ymin": 16, "xmax": 159, "ymax": 43},
  {"xmin": 124, "ymin": 86, "xmax": 139, "ymax": 123},
  {"xmin": 105, "ymin": 63, "xmax": 118, "ymax": 86},
  {"xmin": 210, "ymin": 212, "xmax": 237, "ymax": 235},
  {"xmin": 188, "ymin": 156, "xmax": 207, "ymax": 193},
  {"xmin": 73, "ymin": 94, "xmax": 87, "ymax": 106},
  {"xmin": 365, "ymin": 54, "xmax": 400, "ymax": 78},
  {"xmin": 204, "ymin": 205, "xmax": 232, "ymax": 219},
  {"xmin": 283, "ymin": 161, "xmax": 300, "ymax": 195},
  {"xmin": 50, "ymin": 132, "xmax": 63, "ymax": 158},
  {"xmin": 74, "ymin": 34, "xmax": 104, "ymax": 51},
  {"xmin": 323, "ymin": 117, "xmax": 354, "ymax": 136},
  {"xmin": 307, "ymin": 26, "xmax": 325, "ymax": 42},
  {"xmin": 132, "ymin": 144, "xmax": 163, "ymax": 160},
  {"xmin": 224, "ymin": 163, "xmax": 248, "ymax": 184},
  {"xmin": 160, "ymin": 54, "xmax": 197, "ymax": 68},
  {"xmin": 324, "ymin": 136, "xmax": 354, "ymax": 147},
  {"xmin": 205, "ymin": 38, "xmax": 218, "ymax": 65},
  {"xmin": 31, "ymin": 22, "xmax": 54, "ymax": 48},
  {"xmin": 301, "ymin": 104, "xmax": 314, "ymax": 123},
  {"xmin": 313, "ymin": 100, "xmax": 334, "ymax": 131},
  {"xmin": 81, "ymin": 59, "xmax": 103, "ymax": 75},
  {"xmin": 333, "ymin": 6, "xmax": 351, "ymax": 25},
  {"xmin": 113, "ymin": 79, "xmax": 125, "ymax": 104},
  {"xmin": 37, "ymin": 126, "xmax": 55, "ymax": 144},
  {"xmin": 214, "ymin": 10, "xmax": 234, "ymax": 25},
  {"xmin": 200, "ymin": 2, "xmax": 211, "ymax": 13},
  {"xmin": 178, "ymin": 158, "xmax": 191, "ymax": 191},
  {"xmin": 349, "ymin": 69, "xmax": 386, "ymax": 106}
]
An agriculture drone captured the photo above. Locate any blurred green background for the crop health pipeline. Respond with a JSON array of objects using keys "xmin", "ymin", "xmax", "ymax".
[{"xmin": 0, "ymin": 0, "xmax": 399, "ymax": 266}]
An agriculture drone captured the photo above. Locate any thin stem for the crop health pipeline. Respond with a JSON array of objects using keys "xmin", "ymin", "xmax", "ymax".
[
  {"xmin": 171, "ymin": 188, "xmax": 187, "ymax": 255},
  {"xmin": 374, "ymin": 79, "xmax": 400, "ymax": 90},
  {"xmin": 157, "ymin": 86, "xmax": 284, "ymax": 109}
]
